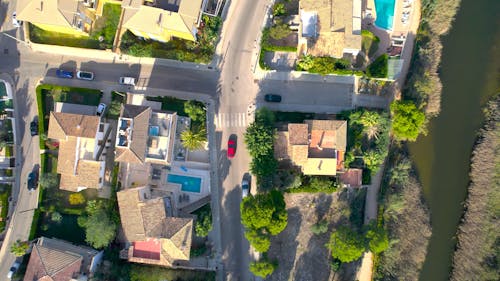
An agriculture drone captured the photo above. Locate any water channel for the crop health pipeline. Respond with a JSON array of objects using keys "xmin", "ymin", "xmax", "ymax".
[{"xmin": 409, "ymin": 0, "xmax": 500, "ymax": 280}]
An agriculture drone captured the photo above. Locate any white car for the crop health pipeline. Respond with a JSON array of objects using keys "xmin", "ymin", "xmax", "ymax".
[
  {"xmin": 119, "ymin": 76, "xmax": 135, "ymax": 86},
  {"xmin": 76, "ymin": 71, "xmax": 94, "ymax": 81},
  {"xmin": 7, "ymin": 261, "xmax": 20, "ymax": 279},
  {"xmin": 12, "ymin": 12, "xmax": 21, "ymax": 28},
  {"xmin": 241, "ymin": 179, "xmax": 250, "ymax": 198},
  {"xmin": 97, "ymin": 103, "xmax": 107, "ymax": 116}
]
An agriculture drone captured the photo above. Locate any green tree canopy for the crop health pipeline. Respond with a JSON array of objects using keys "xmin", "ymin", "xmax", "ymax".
[
  {"xmin": 244, "ymin": 123, "xmax": 276, "ymax": 158},
  {"xmin": 181, "ymin": 129, "xmax": 207, "ymax": 151},
  {"xmin": 272, "ymin": 3, "xmax": 286, "ymax": 16},
  {"xmin": 363, "ymin": 149, "xmax": 385, "ymax": 172},
  {"xmin": 390, "ymin": 101, "xmax": 426, "ymax": 141},
  {"xmin": 39, "ymin": 173, "xmax": 59, "ymax": 189},
  {"xmin": 366, "ymin": 225, "xmax": 389, "ymax": 254},
  {"xmin": 367, "ymin": 54, "xmax": 388, "ymax": 78},
  {"xmin": 184, "ymin": 100, "xmax": 206, "ymax": 122},
  {"xmin": 78, "ymin": 200, "xmax": 117, "ymax": 249},
  {"xmin": 249, "ymin": 259, "xmax": 277, "ymax": 278},
  {"xmin": 11, "ymin": 240, "xmax": 29, "ymax": 257},
  {"xmin": 194, "ymin": 205, "xmax": 212, "ymax": 237},
  {"xmin": 244, "ymin": 229, "xmax": 271, "ymax": 252},
  {"xmin": 268, "ymin": 23, "xmax": 292, "ymax": 40},
  {"xmin": 327, "ymin": 227, "xmax": 365, "ymax": 263}
]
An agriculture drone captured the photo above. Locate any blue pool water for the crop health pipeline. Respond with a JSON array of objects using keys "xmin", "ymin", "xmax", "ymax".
[
  {"xmin": 374, "ymin": 0, "xmax": 396, "ymax": 30},
  {"xmin": 149, "ymin": 126, "xmax": 159, "ymax": 136},
  {"xmin": 167, "ymin": 174, "xmax": 201, "ymax": 193}
]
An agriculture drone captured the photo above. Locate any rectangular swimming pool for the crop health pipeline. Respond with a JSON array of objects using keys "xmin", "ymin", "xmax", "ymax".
[
  {"xmin": 374, "ymin": 0, "xmax": 396, "ymax": 30},
  {"xmin": 167, "ymin": 174, "xmax": 202, "ymax": 193}
]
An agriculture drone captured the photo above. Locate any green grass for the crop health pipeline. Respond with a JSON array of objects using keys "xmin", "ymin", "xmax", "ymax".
[
  {"xmin": 362, "ymin": 30, "xmax": 380, "ymax": 58},
  {"xmin": 90, "ymin": 3, "xmax": 121, "ymax": 48},
  {"xmin": 4, "ymin": 146, "xmax": 13, "ymax": 157},
  {"xmin": 29, "ymin": 23, "xmax": 101, "ymax": 49},
  {"xmin": 0, "ymin": 185, "xmax": 12, "ymax": 232}
]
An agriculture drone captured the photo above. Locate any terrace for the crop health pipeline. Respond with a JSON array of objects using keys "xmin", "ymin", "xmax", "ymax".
[
  {"xmin": 146, "ymin": 111, "xmax": 176, "ymax": 162},
  {"xmin": 116, "ymin": 118, "xmax": 133, "ymax": 147}
]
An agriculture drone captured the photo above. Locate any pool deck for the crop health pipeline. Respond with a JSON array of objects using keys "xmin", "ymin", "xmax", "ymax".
[{"xmin": 364, "ymin": 0, "xmax": 421, "ymax": 85}]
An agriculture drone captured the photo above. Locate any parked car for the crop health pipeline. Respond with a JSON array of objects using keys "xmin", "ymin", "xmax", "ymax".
[
  {"xmin": 76, "ymin": 71, "xmax": 94, "ymax": 81},
  {"xmin": 264, "ymin": 94, "xmax": 282, "ymax": 102},
  {"xmin": 27, "ymin": 170, "xmax": 38, "ymax": 191},
  {"xmin": 96, "ymin": 103, "xmax": 107, "ymax": 116},
  {"xmin": 56, "ymin": 69, "xmax": 74, "ymax": 79},
  {"xmin": 30, "ymin": 120, "xmax": 38, "ymax": 136},
  {"xmin": 7, "ymin": 261, "xmax": 20, "ymax": 279},
  {"xmin": 12, "ymin": 12, "xmax": 21, "ymax": 28},
  {"xmin": 119, "ymin": 76, "xmax": 136, "ymax": 86},
  {"xmin": 241, "ymin": 179, "xmax": 250, "ymax": 198},
  {"xmin": 227, "ymin": 138, "xmax": 236, "ymax": 159}
]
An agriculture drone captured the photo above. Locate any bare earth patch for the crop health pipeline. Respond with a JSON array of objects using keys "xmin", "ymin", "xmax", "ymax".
[{"xmin": 266, "ymin": 192, "xmax": 360, "ymax": 281}]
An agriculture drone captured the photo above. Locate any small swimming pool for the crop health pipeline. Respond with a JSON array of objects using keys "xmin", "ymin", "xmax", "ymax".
[
  {"xmin": 167, "ymin": 174, "xmax": 202, "ymax": 193},
  {"xmin": 149, "ymin": 126, "xmax": 159, "ymax": 136},
  {"xmin": 374, "ymin": 0, "xmax": 396, "ymax": 30}
]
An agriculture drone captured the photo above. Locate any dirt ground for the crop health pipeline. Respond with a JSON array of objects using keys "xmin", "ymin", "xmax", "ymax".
[{"xmin": 266, "ymin": 192, "xmax": 361, "ymax": 281}]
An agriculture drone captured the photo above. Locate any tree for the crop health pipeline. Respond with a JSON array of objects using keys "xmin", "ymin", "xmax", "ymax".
[
  {"xmin": 366, "ymin": 226, "xmax": 389, "ymax": 254},
  {"xmin": 311, "ymin": 220, "xmax": 328, "ymax": 235},
  {"xmin": 194, "ymin": 206, "xmax": 212, "ymax": 237},
  {"xmin": 367, "ymin": 54, "xmax": 388, "ymax": 78},
  {"xmin": 184, "ymin": 100, "xmax": 206, "ymax": 122},
  {"xmin": 51, "ymin": 211, "xmax": 62, "ymax": 223},
  {"xmin": 244, "ymin": 229, "xmax": 271, "ymax": 252},
  {"xmin": 250, "ymin": 154, "xmax": 278, "ymax": 178},
  {"xmin": 39, "ymin": 173, "xmax": 59, "ymax": 189},
  {"xmin": 244, "ymin": 123, "xmax": 275, "ymax": 158},
  {"xmin": 69, "ymin": 193, "xmax": 86, "ymax": 205},
  {"xmin": 272, "ymin": 3, "xmax": 286, "ymax": 16},
  {"xmin": 269, "ymin": 23, "xmax": 292, "ymax": 40},
  {"xmin": 389, "ymin": 158, "xmax": 412, "ymax": 185},
  {"xmin": 390, "ymin": 101, "xmax": 426, "ymax": 141},
  {"xmin": 327, "ymin": 227, "xmax": 365, "ymax": 263},
  {"xmin": 78, "ymin": 201, "xmax": 117, "ymax": 249},
  {"xmin": 181, "ymin": 129, "xmax": 207, "ymax": 151},
  {"xmin": 107, "ymin": 100, "xmax": 122, "ymax": 118},
  {"xmin": 249, "ymin": 259, "xmax": 277, "ymax": 278},
  {"xmin": 10, "ymin": 240, "xmax": 29, "ymax": 257},
  {"xmin": 363, "ymin": 150, "xmax": 385, "ymax": 172}
]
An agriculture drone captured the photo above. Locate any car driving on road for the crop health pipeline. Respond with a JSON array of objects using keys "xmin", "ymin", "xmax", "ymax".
[
  {"xmin": 227, "ymin": 138, "xmax": 237, "ymax": 159},
  {"xmin": 76, "ymin": 71, "xmax": 94, "ymax": 81},
  {"xmin": 119, "ymin": 76, "xmax": 136, "ymax": 86},
  {"xmin": 56, "ymin": 69, "xmax": 74, "ymax": 79}
]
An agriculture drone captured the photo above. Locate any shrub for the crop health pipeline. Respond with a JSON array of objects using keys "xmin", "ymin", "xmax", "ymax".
[
  {"xmin": 249, "ymin": 259, "xmax": 277, "ymax": 278},
  {"xmin": 51, "ymin": 211, "xmax": 62, "ymax": 223},
  {"xmin": 68, "ymin": 193, "xmax": 86, "ymax": 205},
  {"xmin": 327, "ymin": 226, "xmax": 365, "ymax": 263},
  {"xmin": 311, "ymin": 220, "xmax": 328, "ymax": 235},
  {"xmin": 390, "ymin": 101, "xmax": 426, "ymax": 141},
  {"xmin": 268, "ymin": 23, "xmax": 291, "ymax": 40},
  {"xmin": 366, "ymin": 225, "xmax": 389, "ymax": 254},
  {"xmin": 184, "ymin": 100, "xmax": 206, "ymax": 122},
  {"xmin": 10, "ymin": 240, "xmax": 29, "ymax": 257},
  {"xmin": 287, "ymin": 176, "xmax": 337, "ymax": 193},
  {"xmin": 39, "ymin": 173, "xmax": 59, "ymax": 189},
  {"xmin": 272, "ymin": 3, "xmax": 286, "ymax": 16},
  {"xmin": 367, "ymin": 54, "xmax": 388, "ymax": 78},
  {"xmin": 194, "ymin": 204, "xmax": 212, "ymax": 237}
]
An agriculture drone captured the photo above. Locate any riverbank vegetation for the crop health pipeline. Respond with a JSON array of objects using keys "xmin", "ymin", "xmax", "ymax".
[
  {"xmin": 449, "ymin": 97, "xmax": 500, "ymax": 281},
  {"xmin": 374, "ymin": 152, "xmax": 432, "ymax": 281},
  {"xmin": 404, "ymin": 0, "xmax": 461, "ymax": 117}
]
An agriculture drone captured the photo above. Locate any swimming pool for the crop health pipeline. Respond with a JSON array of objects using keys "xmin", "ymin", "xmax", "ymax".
[
  {"xmin": 149, "ymin": 126, "xmax": 159, "ymax": 136},
  {"xmin": 167, "ymin": 174, "xmax": 202, "ymax": 193},
  {"xmin": 374, "ymin": 0, "xmax": 396, "ymax": 30}
]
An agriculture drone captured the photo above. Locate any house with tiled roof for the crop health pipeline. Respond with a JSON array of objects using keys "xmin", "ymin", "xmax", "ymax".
[
  {"xmin": 16, "ymin": 0, "xmax": 111, "ymax": 35},
  {"xmin": 298, "ymin": 0, "xmax": 362, "ymax": 58},
  {"xmin": 121, "ymin": 0, "xmax": 205, "ymax": 43},
  {"xmin": 47, "ymin": 110, "xmax": 110, "ymax": 192},
  {"xmin": 117, "ymin": 186, "xmax": 194, "ymax": 267},
  {"xmin": 23, "ymin": 237, "xmax": 103, "ymax": 281},
  {"xmin": 275, "ymin": 119, "xmax": 348, "ymax": 176}
]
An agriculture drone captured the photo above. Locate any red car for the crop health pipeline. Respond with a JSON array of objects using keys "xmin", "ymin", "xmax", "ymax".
[{"xmin": 227, "ymin": 139, "xmax": 236, "ymax": 158}]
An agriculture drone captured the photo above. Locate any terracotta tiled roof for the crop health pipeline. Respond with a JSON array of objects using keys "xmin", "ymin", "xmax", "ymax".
[
  {"xmin": 288, "ymin": 124, "xmax": 309, "ymax": 145},
  {"xmin": 59, "ymin": 160, "xmax": 103, "ymax": 192},
  {"xmin": 117, "ymin": 187, "xmax": 193, "ymax": 266},
  {"xmin": 48, "ymin": 112, "xmax": 99, "ymax": 139},
  {"xmin": 115, "ymin": 105, "xmax": 151, "ymax": 164},
  {"xmin": 16, "ymin": 0, "xmax": 78, "ymax": 28},
  {"xmin": 304, "ymin": 120, "xmax": 347, "ymax": 151},
  {"xmin": 23, "ymin": 237, "xmax": 99, "ymax": 281},
  {"xmin": 339, "ymin": 168, "xmax": 363, "ymax": 187}
]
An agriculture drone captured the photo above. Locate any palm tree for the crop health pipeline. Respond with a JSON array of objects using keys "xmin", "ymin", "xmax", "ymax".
[
  {"xmin": 10, "ymin": 240, "xmax": 30, "ymax": 257},
  {"xmin": 359, "ymin": 111, "xmax": 382, "ymax": 140},
  {"xmin": 180, "ymin": 129, "xmax": 206, "ymax": 151}
]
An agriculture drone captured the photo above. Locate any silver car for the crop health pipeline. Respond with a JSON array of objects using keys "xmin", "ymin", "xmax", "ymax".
[
  {"xmin": 241, "ymin": 179, "xmax": 250, "ymax": 198},
  {"xmin": 76, "ymin": 71, "xmax": 94, "ymax": 81}
]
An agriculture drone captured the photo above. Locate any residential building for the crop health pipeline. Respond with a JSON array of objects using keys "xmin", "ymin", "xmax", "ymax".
[
  {"xmin": 16, "ymin": 0, "xmax": 110, "ymax": 35},
  {"xmin": 121, "ymin": 0, "xmax": 205, "ymax": 42},
  {"xmin": 47, "ymin": 108, "xmax": 110, "ymax": 192},
  {"xmin": 117, "ymin": 186, "xmax": 194, "ymax": 267},
  {"xmin": 275, "ymin": 119, "xmax": 347, "ymax": 176},
  {"xmin": 23, "ymin": 237, "xmax": 103, "ymax": 281},
  {"xmin": 299, "ymin": 0, "xmax": 362, "ymax": 58},
  {"xmin": 115, "ymin": 103, "xmax": 180, "ymax": 188}
]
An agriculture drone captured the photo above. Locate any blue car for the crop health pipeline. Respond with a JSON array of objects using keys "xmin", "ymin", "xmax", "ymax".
[{"xmin": 56, "ymin": 69, "xmax": 74, "ymax": 79}]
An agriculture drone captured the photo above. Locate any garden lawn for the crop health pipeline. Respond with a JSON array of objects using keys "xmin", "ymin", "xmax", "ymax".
[
  {"xmin": 90, "ymin": 3, "xmax": 121, "ymax": 48},
  {"xmin": 146, "ymin": 96, "xmax": 187, "ymax": 115},
  {"xmin": 361, "ymin": 30, "xmax": 380, "ymax": 58},
  {"xmin": 29, "ymin": 24, "xmax": 100, "ymax": 49},
  {"xmin": 37, "ymin": 213, "xmax": 86, "ymax": 244}
]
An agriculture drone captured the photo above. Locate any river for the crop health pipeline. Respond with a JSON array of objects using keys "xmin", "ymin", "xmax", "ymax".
[{"xmin": 409, "ymin": 0, "xmax": 500, "ymax": 280}]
